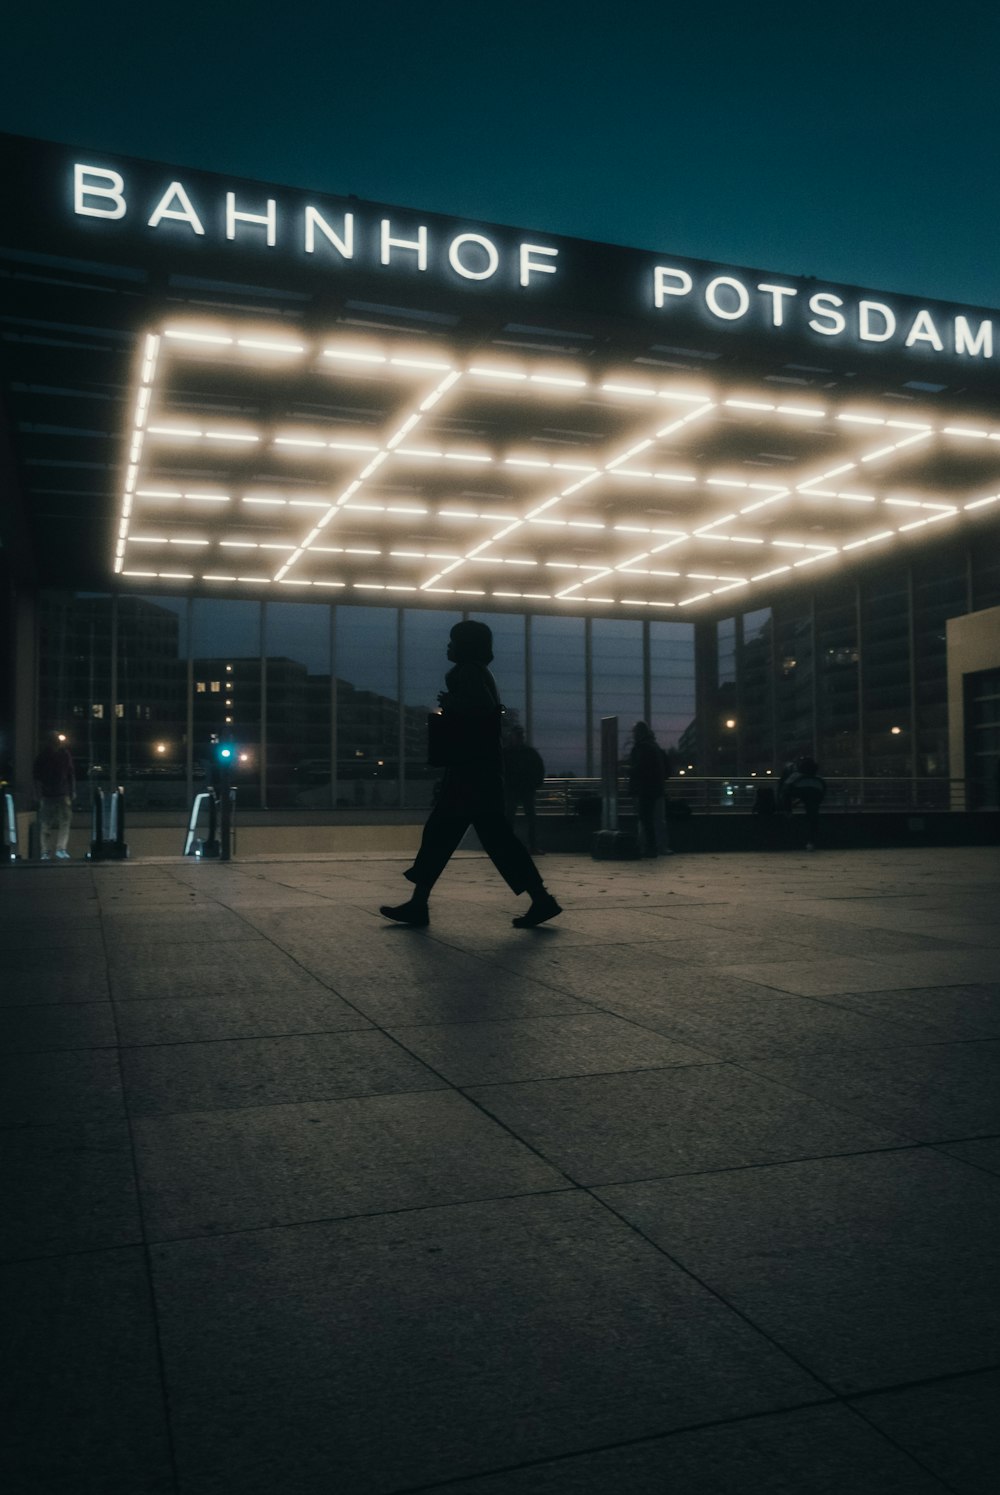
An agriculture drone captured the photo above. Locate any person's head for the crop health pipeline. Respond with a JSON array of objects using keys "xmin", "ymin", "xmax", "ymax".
[
  {"xmin": 797, "ymin": 755, "xmax": 818, "ymax": 775},
  {"xmin": 632, "ymin": 721, "xmax": 654, "ymax": 743},
  {"xmin": 447, "ymin": 620, "xmax": 494, "ymax": 664}
]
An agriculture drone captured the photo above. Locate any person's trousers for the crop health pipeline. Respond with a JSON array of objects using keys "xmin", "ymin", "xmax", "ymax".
[
  {"xmin": 504, "ymin": 789, "xmax": 538, "ymax": 852},
  {"xmin": 796, "ymin": 789, "xmax": 822, "ymax": 844},
  {"xmin": 636, "ymin": 792, "xmax": 663, "ymax": 856},
  {"xmin": 407, "ymin": 769, "xmax": 541, "ymax": 894},
  {"xmin": 39, "ymin": 796, "xmax": 72, "ymax": 854}
]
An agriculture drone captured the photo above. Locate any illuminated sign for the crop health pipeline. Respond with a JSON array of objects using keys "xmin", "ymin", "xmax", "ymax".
[
  {"xmin": 67, "ymin": 158, "xmax": 997, "ymax": 365},
  {"xmin": 652, "ymin": 265, "xmax": 994, "ymax": 360},
  {"xmin": 113, "ymin": 317, "xmax": 1000, "ymax": 610},
  {"xmin": 72, "ymin": 165, "xmax": 560, "ymax": 289}
]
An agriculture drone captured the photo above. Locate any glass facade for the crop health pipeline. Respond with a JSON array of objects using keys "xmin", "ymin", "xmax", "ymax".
[
  {"xmin": 31, "ymin": 529, "xmax": 1000, "ymax": 808},
  {"xmin": 35, "ymin": 597, "xmax": 696, "ymax": 807}
]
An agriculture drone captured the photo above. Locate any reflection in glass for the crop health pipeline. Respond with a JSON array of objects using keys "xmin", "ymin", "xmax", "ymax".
[
  {"xmin": 531, "ymin": 615, "xmax": 585, "ymax": 776},
  {"xmin": 191, "ymin": 599, "xmax": 262, "ymax": 806},
  {"xmin": 118, "ymin": 596, "xmax": 189, "ymax": 808},
  {"xmin": 336, "ymin": 606, "xmax": 399, "ymax": 808},
  {"xmin": 37, "ymin": 593, "xmax": 113, "ymax": 790},
  {"xmin": 650, "ymin": 621, "xmax": 696, "ymax": 762},
  {"xmin": 591, "ymin": 619, "xmax": 643, "ymax": 768},
  {"xmin": 265, "ymin": 601, "xmax": 332, "ymax": 809}
]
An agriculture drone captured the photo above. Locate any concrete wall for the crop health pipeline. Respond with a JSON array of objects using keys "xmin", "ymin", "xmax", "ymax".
[{"xmin": 947, "ymin": 604, "xmax": 1000, "ymax": 804}]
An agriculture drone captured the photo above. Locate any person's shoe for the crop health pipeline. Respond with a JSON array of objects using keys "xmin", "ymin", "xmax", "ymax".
[
  {"xmin": 55, "ymin": 849, "xmax": 71, "ymax": 860},
  {"xmin": 380, "ymin": 901, "xmax": 429, "ymax": 927},
  {"xmin": 805, "ymin": 842, "xmax": 815, "ymax": 852},
  {"xmin": 40, "ymin": 851, "xmax": 52, "ymax": 861},
  {"xmin": 512, "ymin": 892, "xmax": 562, "ymax": 928}
]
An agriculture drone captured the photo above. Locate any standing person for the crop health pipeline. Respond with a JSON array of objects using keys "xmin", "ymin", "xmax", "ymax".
[
  {"xmin": 380, "ymin": 621, "xmax": 561, "ymax": 929},
  {"xmin": 628, "ymin": 721, "xmax": 668, "ymax": 858},
  {"xmin": 783, "ymin": 755, "xmax": 827, "ymax": 850},
  {"xmin": 503, "ymin": 725, "xmax": 546, "ymax": 855},
  {"xmin": 33, "ymin": 732, "xmax": 75, "ymax": 861}
]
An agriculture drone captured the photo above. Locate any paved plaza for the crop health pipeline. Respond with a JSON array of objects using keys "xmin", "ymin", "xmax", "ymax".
[{"xmin": 3, "ymin": 843, "xmax": 1000, "ymax": 1494}]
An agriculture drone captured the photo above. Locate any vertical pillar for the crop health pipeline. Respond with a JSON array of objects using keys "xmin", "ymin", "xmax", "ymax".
[
  {"xmin": 808, "ymin": 593, "xmax": 818, "ymax": 756},
  {"xmin": 584, "ymin": 616, "xmax": 594, "ymax": 777},
  {"xmin": 329, "ymin": 604, "xmax": 338, "ymax": 811},
  {"xmin": 855, "ymin": 578, "xmax": 866, "ymax": 793},
  {"xmin": 184, "ymin": 596, "xmax": 194, "ymax": 810},
  {"xmin": 259, "ymin": 601, "xmax": 268, "ymax": 810},
  {"xmin": 109, "ymin": 596, "xmax": 119, "ymax": 788},
  {"xmin": 12, "ymin": 586, "xmax": 39, "ymax": 800},
  {"xmin": 642, "ymin": 619, "xmax": 652, "ymax": 727},
  {"xmin": 693, "ymin": 619, "xmax": 718, "ymax": 777},
  {"xmin": 397, "ymin": 607, "xmax": 406, "ymax": 809},
  {"xmin": 907, "ymin": 565, "xmax": 918, "ymax": 798},
  {"xmin": 524, "ymin": 613, "xmax": 533, "ymax": 743},
  {"xmin": 734, "ymin": 613, "xmax": 745, "ymax": 775}
]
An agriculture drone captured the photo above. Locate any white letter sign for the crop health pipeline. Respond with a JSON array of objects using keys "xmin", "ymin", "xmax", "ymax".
[{"xmin": 74, "ymin": 164, "xmax": 126, "ymax": 220}]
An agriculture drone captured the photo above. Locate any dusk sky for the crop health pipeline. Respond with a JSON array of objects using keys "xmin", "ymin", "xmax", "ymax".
[{"xmin": 3, "ymin": 1, "xmax": 999, "ymax": 310}]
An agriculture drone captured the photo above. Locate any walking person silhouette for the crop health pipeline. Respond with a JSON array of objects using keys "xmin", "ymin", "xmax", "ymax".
[{"xmin": 380, "ymin": 621, "xmax": 562, "ymax": 929}]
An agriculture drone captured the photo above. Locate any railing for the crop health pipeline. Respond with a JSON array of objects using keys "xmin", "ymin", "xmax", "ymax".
[
  {"xmin": 88, "ymin": 786, "xmax": 128, "ymax": 860},
  {"xmin": 536, "ymin": 776, "xmax": 973, "ymax": 816}
]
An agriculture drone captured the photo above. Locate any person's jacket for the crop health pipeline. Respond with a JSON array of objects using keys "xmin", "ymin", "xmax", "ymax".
[
  {"xmin": 628, "ymin": 740, "xmax": 668, "ymax": 796},
  {"xmin": 33, "ymin": 745, "xmax": 75, "ymax": 798},
  {"xmin": 437, "ymin": 662, "xmax": 504, "ymax": 770}
]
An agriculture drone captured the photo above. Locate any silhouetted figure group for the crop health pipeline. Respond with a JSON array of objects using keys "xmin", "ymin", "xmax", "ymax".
[
  {"xmin": 33, "ymin": 732, "xmax": 75, "ymax": 861},
  {"xmin": 380, "ymin": 621, "xmax": 561, "ymax": 928},
  {"xmin": 779, "ymin": 755, "xmax": 827, "ymax": 849},
  {"xmin": 628, "ymin": 721, "xmax": 672, "ymax": 857}
]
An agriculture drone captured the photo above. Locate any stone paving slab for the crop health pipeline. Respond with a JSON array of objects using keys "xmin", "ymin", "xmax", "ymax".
[
  {"xmin": 3, "ymin": 845, "xmax": 1000, "ymax": 1494},
  {"xmin": 116, "ymin": 986, "xmax": 372, "ymax": 1046},
  {"xmin": 133, "ymin": 1089, "xmax": 568, "ymax": 1241},
  {"xmin": 121, "ymin": 1030, "xmax": 446, "ymax": 1117},
  {"xmin": 0, "ymin": 999, "xmax": 117, "ymax": 1052},
  {"xmin": 744, "ymin": 1039, "xmax": 1000, "ymax": 1140},
  {"xmin": 466, "ymin": 1064, "xmax": 906, "ymax": 1185},
  {"xmin": 0, "ymin": 1119, "xmax": 141, "ymax": 1261},
  {"xmin": 416, "ymin": 1403, "xmax": 952, "ymax": 1493},
  {"xmin": 0, "ymin": 1247, "xmax": 174, "ymax": 1495},
  {"xmin": 596, "ymin": 1148, "xmax": 1000, "ymax": 1394},
  {"xmin": 0, "ymin": 1048, "xmax": 125, "ymax": 1125},
  {"xmin": 151, "ymin": 1192, "xmax": 820, "ymax": 1494},
  {"xmin": 387, "ymin": 1012, "xmax": 715, "ymax": 1085},
  {"xmin": 851, "ymin": 1368, "xmax": 1000, "ymax": 1494}
]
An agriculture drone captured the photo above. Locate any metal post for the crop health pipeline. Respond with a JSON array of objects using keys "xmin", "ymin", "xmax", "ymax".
[
  {"xmin": 584, "ymin": 617, "xmax": 594, "ymax": 777},
  {"xmin": 397, "ymin": 607, "xmax": 405, "ymax": 809},
  {"xmin": 259, "ymin": 601, "xmax": 267, "ymax": 810},
  {"xmin": 524, "ymin": 613, "xmax": 533, "ymax": 744},
  {"xmin": 329, "ymin": 603, "xmax": 338, "ymax": 810}
]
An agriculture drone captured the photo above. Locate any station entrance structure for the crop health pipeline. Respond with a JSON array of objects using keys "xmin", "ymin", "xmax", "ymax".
[{"xmin": 2, "ymin": 133, "xmax": 999, "ymax": 827}]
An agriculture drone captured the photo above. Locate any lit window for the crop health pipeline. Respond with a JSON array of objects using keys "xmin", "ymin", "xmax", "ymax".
[
  {"xmin": 210, "ymin": 681, "xmax": 221, "ymax": 692},
  {"xmin": 91, "ymin": 703, "xmax": 104, "ymax": 719},
  {"xmin": 115, "ymin": 704, "xmax": 124, "ymax": 719},
  {"xmin": 196, "ymin": 681, "xmax": 207, "ymax": 693}
]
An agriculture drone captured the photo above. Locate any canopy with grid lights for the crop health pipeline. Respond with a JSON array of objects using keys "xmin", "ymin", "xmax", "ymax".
[{"xmin": 115, "ymin": 320, "xmax": 1000, "ymax": 612}]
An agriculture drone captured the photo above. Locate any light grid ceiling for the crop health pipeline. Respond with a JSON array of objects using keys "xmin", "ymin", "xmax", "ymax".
[{"xmin": 115, "ymin": 319, "xmax": 1000, "ymax": 610}]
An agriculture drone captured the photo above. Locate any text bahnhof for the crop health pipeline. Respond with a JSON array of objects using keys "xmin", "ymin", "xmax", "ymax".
[{"xmin": 74, "ymin": 164, "xmax": 994, "ymax": 363}]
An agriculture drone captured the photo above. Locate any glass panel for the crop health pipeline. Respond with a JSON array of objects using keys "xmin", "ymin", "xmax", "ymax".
[
  {"xmin": 774, "ymin": 600, "xmax": 814, "ymax": 767},
  {"xmin": 336, "ymin": 605, "xmax": 399, "ymax": 808},
  {"xmin": 971, "ymin": 530, "xmax": 1000, "ymax": 611},
  {"xmin": 401, "ymin": 608, "xmax": 462, "ymax": 810},
  {"xmin": 913, "ymin": 545, "xmax": 967, "ymax": 778},
  {"xmin": 861, "ymin": 570, "xmax": 910, "ymax": 776},
  {"xmin": 814, "ymin": 586, "xmax": 859, "ymax": 777},
  {"xmin": 531, "ymin": 615, "xmax": 586, "ymax": 777},
  {"xmin": 37, "ymin": 591, "xmax": 113, "ymax": 792},
  {"xmin": 739, "ymin": 608, "xmax": 773, "ymax": 774},
  {"xmin": 117, "ymin": 596, "xmax": 189, "ymax": 809},
  {"xmin": 965, "ymin": 668, "xmax": 1000, "ymax": 809},
  {"xmin": 191, "ymin": 599, "xmax": 262, "ymax": 807},
  {"xmin": 717, "ymin": 616, "xmax": 736, "ymax": 685},
  {"xmin": 649, "ymin": 620, "xmax": 695, "ymax": 768},
  {"xmin": 591, "ymin": 618, "xmax": 644, "ymax": 771},
  {"xmin": 265, "ymin": 601, "xmax": 332, "ymax": 809}
]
